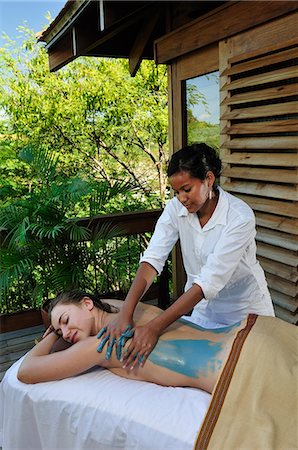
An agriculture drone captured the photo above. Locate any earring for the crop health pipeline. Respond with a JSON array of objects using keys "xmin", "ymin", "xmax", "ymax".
[{"xmin": 209, "ymin": 189, "xmax": 213, "ymax": 200}]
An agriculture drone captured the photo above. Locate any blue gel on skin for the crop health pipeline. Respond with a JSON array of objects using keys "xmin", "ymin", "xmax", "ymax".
[{"xmin": 148, "ymin": 339, "xmax": 223, "ymax": 378}]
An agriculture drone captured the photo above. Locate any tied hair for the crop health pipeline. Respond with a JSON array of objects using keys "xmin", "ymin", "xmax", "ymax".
[{"xmin": 48, "ymin": 289, "xmax": 119, "ymax": 316}]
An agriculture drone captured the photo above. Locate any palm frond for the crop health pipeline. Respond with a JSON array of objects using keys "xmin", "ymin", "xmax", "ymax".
[
  {"xmin": 92, "ymin": 222, "xmax": 125, "ymax": 243},
  {"xmin": 65, "ymin": 221, "xmax": 91, "ymax": 241},
  {"xmin": 0, "ymin": 251, "xmax": 33, "ymax": 295},
  {"xmin": 20, "ymin": 145, "xmax": 59, "ymax": 183},
  {"xmin": 29, "ymin": 223, "xmax": 64, "ymax": 239}
]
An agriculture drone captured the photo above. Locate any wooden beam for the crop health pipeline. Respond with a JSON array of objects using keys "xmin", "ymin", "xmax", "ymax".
[
  {"xmin": 75, "ymin": 209, "xmax": 162, "ymax": 237},
  {"xmin": 258, "ymin": 257, "xmax": 298, "ymax": 283},
  {"xmin": 221, "ymin": 102, "xmax": 298, "ymax": 120},
  {"xmin": 0, "ymin": 309, "xmax": 43, "ymax": 333},
  {"xmin": 270, "ymin": 289, "xmax": 298, "ymax": 313},
  {"xmin": 222, "ymin": 137, "xmax": 298, "ymax": 150},
  {"xmin": 236, "ymin": 194, "xmax": 297, "ymax": 218},
  {"xmin": 154, "ymin": 1, "xmax": 298, "ymax": 63},
  {"xmin": 221, "ymin": 181, "xmax": 297, "ymax": 201},
  {"xmin": 221, "ymin": 83, "xmax": 298, "ymax": 106},
  {"xmin": 221, "ymin": 167, "xmax": 298, "ymax": 184},
  {"xmin": 222, "ymin": 119, "xmax": 298, "ymax": 135},
  {"xmin": 221, "ymin": 152, "xmax": 297, "ymax": 167},
  {"xmin": 221, "ymin": 66, "xmax": 297, "ymax": 91},
  {"xmin": 222, "ymin": 46, "xmax": 298, "ymax": 77},
  {"xmin": 129, "ymin": 7, "xmax": 160, "ymax": 76},
  {"xmin": 257, "ymin": 241, "xmax": 297, "ymax": 266},
  {"xmin": 48, "ymin": 30, "xmax": 75, "ymax": 72},
  {"xmin": 256, "ymin": 227, "xmax": 298, "ymax": 251}
]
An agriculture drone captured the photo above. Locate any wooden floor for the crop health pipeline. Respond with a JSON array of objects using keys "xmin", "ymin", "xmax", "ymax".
[{"xmin": 0, "ymin": 325, "xmax": 45, "ymax": 382}]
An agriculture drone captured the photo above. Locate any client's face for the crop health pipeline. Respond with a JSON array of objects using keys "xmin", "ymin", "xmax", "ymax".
[{"xmin": 51, "ymin": 301, "xmax": 94, "ymax": 343}]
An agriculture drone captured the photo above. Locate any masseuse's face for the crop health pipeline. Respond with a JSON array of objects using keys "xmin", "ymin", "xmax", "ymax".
[
  {"xmin": 169, "ymin": 170, "xmax": 211, "ymax": 214},
  {"xmin": 51, "ymin": 299, "xmax": 94, "ymax": 343}
]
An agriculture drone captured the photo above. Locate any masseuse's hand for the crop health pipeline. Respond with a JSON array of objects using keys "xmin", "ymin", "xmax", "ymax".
[
  {"xmin": 97, "ymin": 310, "xmax": 134, "ymax": 361},
  {"xmin": 122, "ymin": 323, "xmax": 159, "ymax": 369}
]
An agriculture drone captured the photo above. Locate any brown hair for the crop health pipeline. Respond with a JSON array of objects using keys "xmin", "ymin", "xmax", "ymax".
[{"xmin": 48, "ymin": 290, "xmax": 119, "ymax": 316}]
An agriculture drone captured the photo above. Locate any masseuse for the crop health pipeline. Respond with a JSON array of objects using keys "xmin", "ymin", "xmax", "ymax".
[{"xmin": 100, "ymin": 143, "xmax": 274, "ymax": 367}]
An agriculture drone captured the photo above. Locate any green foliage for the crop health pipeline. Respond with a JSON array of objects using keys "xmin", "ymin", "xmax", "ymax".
[
  {"xmin": 187, "ymin": 115, "xmax": 220, "ymax": 149},
  {"xmin": 0, "ymin": 25, "xmax": 216, "ymax": 313},
  {"xmin": 0, "ymin": 26, "xmax": 169, "ymax": 206},
  {"xmin": 0, "ymin": 146, "xmax": 138, "ymax": 312}
]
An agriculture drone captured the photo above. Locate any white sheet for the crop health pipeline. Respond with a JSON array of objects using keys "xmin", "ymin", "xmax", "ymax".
[{"xmin": 0, "ymin": 357, "xmax": 211, "ymax": 450}]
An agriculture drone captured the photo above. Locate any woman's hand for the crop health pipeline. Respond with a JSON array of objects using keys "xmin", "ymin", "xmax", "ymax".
[
  {"xmin": 97, "ymin": 310, "xmax": 134, "ymax": 360},
  {"xmin": 121, "ymin": 323, "xmax": 160, "ymax": 370},
  {"xmin": 42, "ymin": 325, "xmax": 61, "ymax": 339}
]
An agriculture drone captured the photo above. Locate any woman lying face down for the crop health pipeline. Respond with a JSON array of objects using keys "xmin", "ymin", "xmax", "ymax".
[{"xmin": 17, "ymin": 290, "xmax": 246, "ymax": 394}]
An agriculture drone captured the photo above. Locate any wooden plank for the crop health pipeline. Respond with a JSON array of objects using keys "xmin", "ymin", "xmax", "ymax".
[
  {"xmin": 256, "ymin": 227, "xmax": 298, "ymax": 251},
  {"xmin": 221, "ymin": 181, "xmax": 297, "ymax": 201},
  {"xmin": 221, "ymin": 102, "xmax": 298, "ymax": 120},
  {"xmin": 255, "ymin": 212, "xmax": 298, "ymax": 235},
  {"xmin": 0, "ymin": 358, "xmax": 23, "ymax": 373},
  {"xmin": 222, "ymin": 46, "xmax": 298, "ymax": 77},
  {"xmin": 266, "ymin": 273, "xmax": 297, "ymax": 297},
  {"xmin": 228, "ymin": 35, "xmax": 298, "ymax": 65},
  {"xmin": 155, "ymin": 1, "xmax": 298, "ymax": 63},
  {"xmin": 257, "ymin": 241, "xmax": 297, "ymax": 266},
  {"xmin": 270, "ymin": 288, "xmax": 298, "ymax": 313},
  {"xmin": 222, "ymin": 119, "xmax": 298, "ymax": 135},
  {"xmin": 222, "ymin": 167, "xmax": 298, "ymax": 184},
  {"xmin": 221, "ymin": 83, "xmax": 298, "ymax": 106},
  {"xmin": 222, "ymin": 152, "xmax": 297, "ymax": 167},
  {"xmin": 221, "ymin": 66, "xmax": 297, "ymax": 91},
  {"xmin": 176, "ymin": 43, "xmax": 218, "ymax": 81},
  {"xmin": 223, "ymin": 137, "xmax": 298, "ymax": 150},
  {"xmin": 129, "ymin": 8, "xmax": 160, "ymax": 76},
  {"xmin": 76, "ymin": 209, "xmax": 162, "ymax": 237},
  {"xmin": 0, "ymin": 340, "xmax": 36, "ymax": 360},
  {"xmin": 0, "ymin": 325, "xmax": 44, "ymax": 340},
  {"xmin": 258, "ymin": 256, "xmax": 298, "ymax": 282},
  {"xmin": 227, "ymin": 10, "xmax": 298, "ymax": 62},
  {"xmin": 236, "ymin": 194, "xmax": 297, "ymax": 218},
  {"xmin": 0, "ymin": 309, "xmax": 43, "ymax": 333},
  {"xmin": 274, "ymin": 304, "xmax": 298, "ymax": 324},
  {"xmin": 48, "ymin": 30, "xmax": 75, "ymax": 72}
]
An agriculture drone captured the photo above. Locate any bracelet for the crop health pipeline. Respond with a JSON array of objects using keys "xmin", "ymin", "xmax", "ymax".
[{"xmin": 49, "ymin": 325, "xmax": 62, "ymax": 337}]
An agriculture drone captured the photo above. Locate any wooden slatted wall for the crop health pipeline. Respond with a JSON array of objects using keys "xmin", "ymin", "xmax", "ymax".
[{"xmin": 219, "ymin": 21, "xmax": 297, "ymax": 324}]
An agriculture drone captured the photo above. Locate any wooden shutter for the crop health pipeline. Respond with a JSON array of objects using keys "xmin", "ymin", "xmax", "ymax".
[{"xmin": 219, "ymin": 15, "xmax": 298, "ymax": 324}]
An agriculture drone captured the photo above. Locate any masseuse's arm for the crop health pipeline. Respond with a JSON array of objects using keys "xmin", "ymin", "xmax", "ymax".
[
  {"xmin": 17, "ymin": 333, "xmax": 103, "ymax": 384},
  {"xmin": 105, "ymin": 262, "xmax": 157, "ymax": 336},
  {"xmin": 123, "ymin": 283, "xmax": 204, "ymax": 368},
  {"xmin": 103, "ymin": 203, "xmax": 179, "ymax": 351}
]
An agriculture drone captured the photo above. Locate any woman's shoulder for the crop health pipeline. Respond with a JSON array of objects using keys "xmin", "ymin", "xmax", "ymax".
[
  {"xmin": 222, "ymin": 188, "xmax": 254, "ymax": 223},
  {"xmin": 100, "ymin": 299, "xmax": 162, "ymax": 314}
]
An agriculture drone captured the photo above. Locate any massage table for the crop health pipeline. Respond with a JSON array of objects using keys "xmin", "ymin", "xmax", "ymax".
[
  {"xmin": 0, "ymin": 356, "xmax": 211, "ymax": 449},
  {"xmin": 1, "ymin": 315, "xmax": 297, "ymax": 450}
]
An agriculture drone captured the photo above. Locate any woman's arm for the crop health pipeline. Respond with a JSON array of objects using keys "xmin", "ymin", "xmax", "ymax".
[
  {"xmin": 99, "ymin": 202, "xmax": 179, "ymax": 358},
  {"xmin": 122, "ymin": 283, "xmax": 204, "ymax": 368},
  {"xmin": 120, "ymin": 262, "xmax": 157, "ymax": 319},
  {"xmin": 17, "ymin": 334, "xmax": 103, "ymax": 384},
  {"xmin": 101, "ymin": 262, "xmax": 157, "ymax": 346}
]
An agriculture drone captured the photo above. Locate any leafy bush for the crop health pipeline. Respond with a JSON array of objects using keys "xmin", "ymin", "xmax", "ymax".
[{"xmin": 0, "ymin": 146, "xmax": 140, "ymax": 313}]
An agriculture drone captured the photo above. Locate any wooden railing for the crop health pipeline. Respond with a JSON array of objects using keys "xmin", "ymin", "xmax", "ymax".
[{"xmin": 0, "ymin": 209, "xmax": 171, "ymax": 333}]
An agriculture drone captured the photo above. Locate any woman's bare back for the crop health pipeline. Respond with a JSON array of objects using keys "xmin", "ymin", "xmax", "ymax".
[{"xmin": 101, "ymin": 300, "xmax": 246, "ymax": 393}]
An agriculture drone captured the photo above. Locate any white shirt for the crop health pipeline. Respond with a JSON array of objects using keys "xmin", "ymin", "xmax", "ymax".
[{"xmin": 140, "ymin": 187, "xmax": 274, "ymax": 327}]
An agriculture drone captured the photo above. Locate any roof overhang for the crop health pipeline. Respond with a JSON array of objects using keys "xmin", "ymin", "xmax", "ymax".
[
  {"xmin": 39, "ymin": 1, "xmax": 167, "ymax": 75},
  {"xmin": 38, "ymin": 0, "xmax": 225, "ymax": 75}
]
